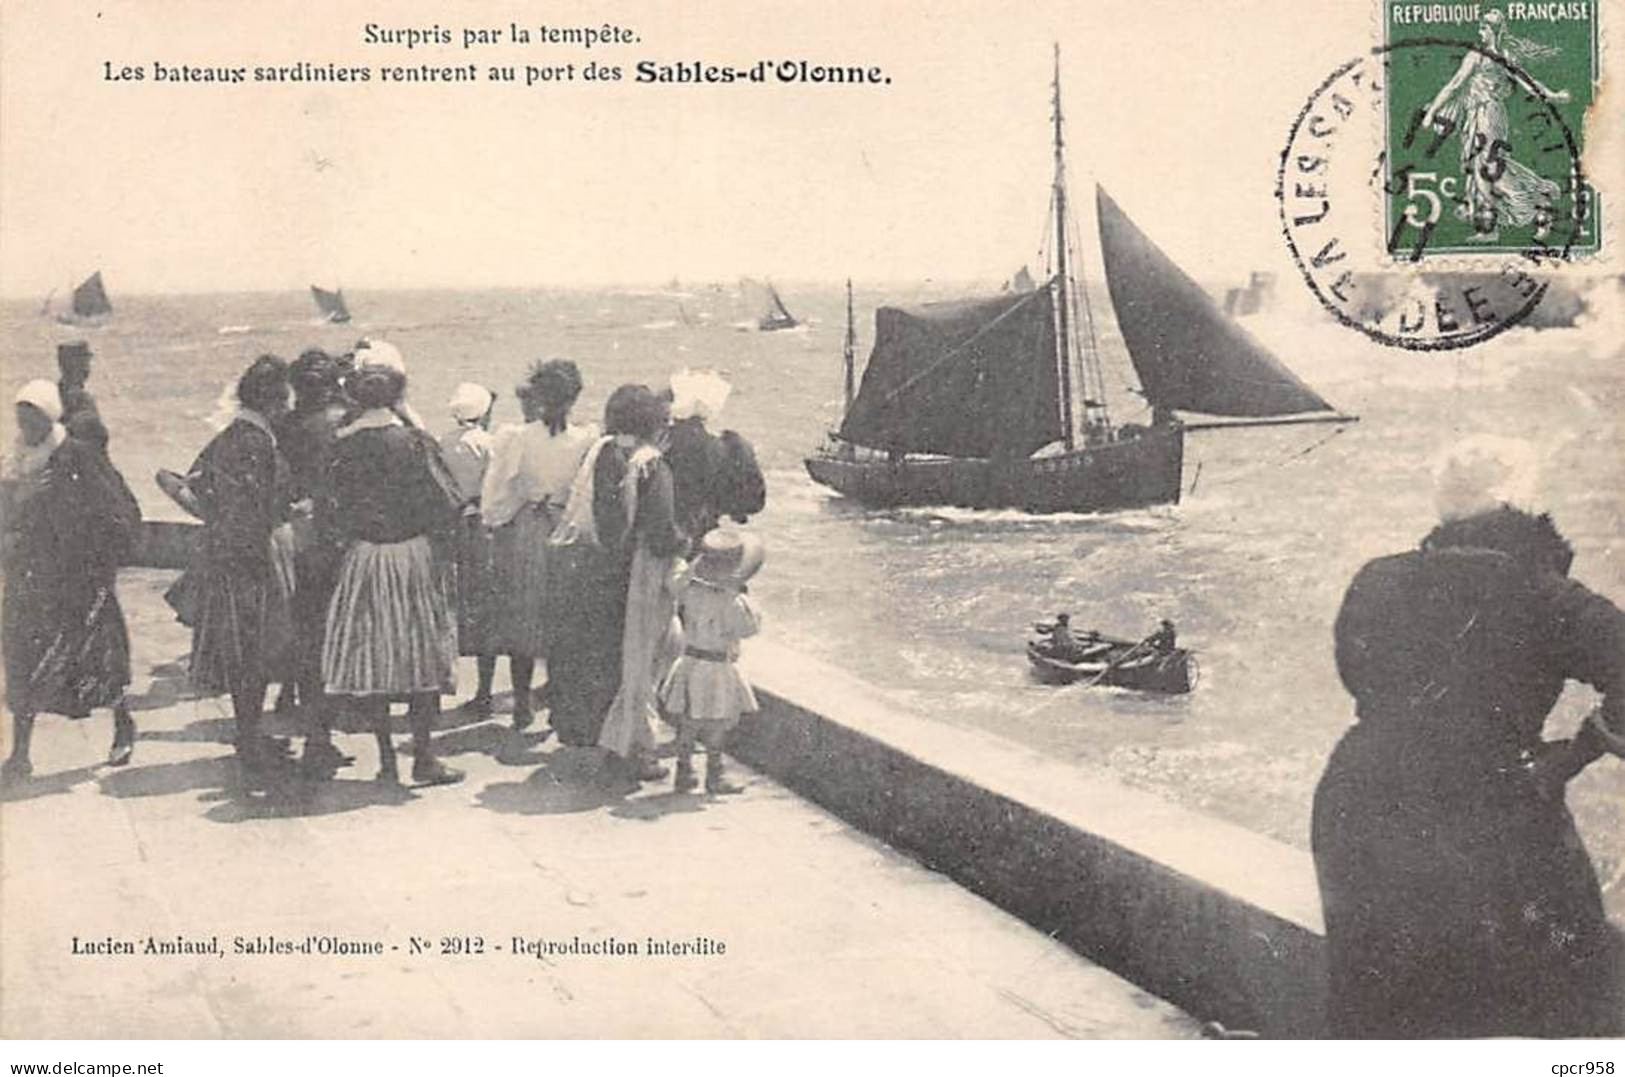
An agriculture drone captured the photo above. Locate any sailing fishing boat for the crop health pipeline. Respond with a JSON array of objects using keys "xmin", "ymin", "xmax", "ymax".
[
  {"xmin": 803, "ymin": 48, "xmax": 1352, "ymax": 514},
  {"xmin": 53, "ymin": 272, "xmax": 112, "ymax": 324},
  {"xmin": 758, "ymin": 282, "xmax": 799, "ymax": 331},
  {"xmin": 310, "ymin": 284, "xmax": 351, "ymax": 324}
]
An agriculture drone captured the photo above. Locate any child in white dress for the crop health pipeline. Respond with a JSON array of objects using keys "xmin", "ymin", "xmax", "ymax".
[{"xmin": 660, "ymin": 528, "xmax": 764, "ymax": 794}]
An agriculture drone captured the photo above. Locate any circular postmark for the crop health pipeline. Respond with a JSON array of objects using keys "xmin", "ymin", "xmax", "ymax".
[{"xmin": 1276, "ymin": 38, "xmax": 1586, "ymax": 351}]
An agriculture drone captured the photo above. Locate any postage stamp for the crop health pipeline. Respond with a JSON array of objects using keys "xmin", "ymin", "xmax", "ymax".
[
  {"xmin": 1276, "ymin": 1, "xmax": 1602, "ymax": 351},
  {"xmin": 1381, "ymin": 1, "xmax": 1601, "ymax": 259}
]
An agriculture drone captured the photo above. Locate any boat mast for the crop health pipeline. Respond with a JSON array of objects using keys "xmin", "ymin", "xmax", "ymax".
[
  {"xmin": 843, "ymin": 278, "xmax": 857, "ymax": 414},
  {"xmin": 1050, "ymin": 44, "xmax": 1077, "ymax": 452}
]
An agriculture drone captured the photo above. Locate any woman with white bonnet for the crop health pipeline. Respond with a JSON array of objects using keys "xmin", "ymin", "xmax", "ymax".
[
  {"xmin": 2, "ymin": 380, "xmax": 141, "ymax": 782},
  {"xmin": 349, "ymin": 339, "xmax": 426, "ymax": 431},
  {"xmin": 479, "ymin": 359, "xmax": 597, "ymax": 732},
  {"xmin": 1314, "ymin": 434, "xmax": 1625, "ymax": 1036},
  {"xmin": 663, "ymin": 368, "xmax": 767, "ymax": 551},
  {"xmin": 438, "ymin": 382, "xmax": 501, "ymax": 714},
  {"xmin": 320, "ymin": 355, "xmax": 464, "ymax": 786}
]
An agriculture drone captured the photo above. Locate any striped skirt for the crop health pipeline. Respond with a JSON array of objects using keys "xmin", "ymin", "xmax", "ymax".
[
  {"xmin": 488, "ymin": 502, "xmax": 561, "ymax": 658},
  {"xmin": 322, "ymin": 535, "xmax": 457, "ymax": 697}
]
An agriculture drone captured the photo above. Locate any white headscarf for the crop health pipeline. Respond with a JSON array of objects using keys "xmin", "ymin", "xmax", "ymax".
[
  {"xmin": 351, "ymin": 339, "xmax": 426, "ymax": 429},
  {"xmin": 354, "ymin": 339, "xmax": 406, "ymax": 374},
  {"xmin": 669, "ymin": 368, "xmax": 731, "ymax": 422},
  {"xmin": 8, "ymin": 379, "xmax": 67, "ymax": 479},
  {"xmin": 449, "ymin": 383, "xmax": 494, "ymax": 424},
  {"xmin": 1433, "ymin": 434, "xmax": 1540, "ymax": 523}
]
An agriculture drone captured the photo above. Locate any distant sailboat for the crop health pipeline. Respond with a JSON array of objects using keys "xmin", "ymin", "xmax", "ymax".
[
  {"xmin": 53, "ymin": 272, "xmax": 112, "ymax": 324},
  {"xmin": 310, "ymin": 285, "xmax": 351, "ymax": 324},
  {"xmin": 1005, "ymin": 265, "xmax": 1037, "ymax": 292},
  {"xmin": 758, "ymin": 282, "xmax": 799, "ymax": 331}
]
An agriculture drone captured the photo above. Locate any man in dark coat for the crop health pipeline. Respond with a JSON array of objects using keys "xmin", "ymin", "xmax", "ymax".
[
  {"xmin": 57, "ymin": 340, "xmax": 100, "ymax": 435},
  {"xmin": 1313, "ymin": 439, "xmax": 1624, "ymax": 1037}
]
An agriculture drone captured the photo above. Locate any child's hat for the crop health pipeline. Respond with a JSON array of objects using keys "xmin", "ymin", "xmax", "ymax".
[{"xmin": 695, "ymin": 527, "xmax": 765, "ymax": 583}]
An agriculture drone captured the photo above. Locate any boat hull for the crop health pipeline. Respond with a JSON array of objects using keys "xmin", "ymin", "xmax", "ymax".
[
  {"xmin": 804, "ymin": 423, "xmax": 1184, "ymax": 513},
  {"xmin": 1025, "ymin": 640, "xmax": 1197, "ymax": 694}
]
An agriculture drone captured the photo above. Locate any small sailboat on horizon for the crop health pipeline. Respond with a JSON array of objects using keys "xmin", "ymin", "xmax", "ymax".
[
  {"xmin": 757, "ymin": 281, "xmax": 800, "ymax": 331},
  {"xmin": 310, "ymin": 284, "xmax": 351, "ymax": 324},
  {"xmin": 50, "ymin": 272, "xmax": 113, "ymax": 324}
]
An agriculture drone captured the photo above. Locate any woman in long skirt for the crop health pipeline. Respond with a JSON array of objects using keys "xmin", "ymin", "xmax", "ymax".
[
  {"xmin": 437, "ymin": 383, "xmax": 499, "ymax": 712},
  {"xmin": 480, "ymin": 361, "xmax": 598, "ymax": 730},
  {"xmin": 2, "ymin": 382, "xmax": 140, "ymax": 782},
  {"xmin": 575, "ymin": 385, "xmax": 685, "ymax": 781},
  {"xmin": 320, "ymin": 358, "xmax": 464, "ymax": 786},
  {"xmin": 187, "ymin": 355, "xmax": 296, "ymax": 780}
]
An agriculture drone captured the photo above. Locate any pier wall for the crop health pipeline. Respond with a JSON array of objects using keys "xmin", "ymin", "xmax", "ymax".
[{"xmin": 734, "ymin": 639, "xmax": 1328, "ymax": 1038}]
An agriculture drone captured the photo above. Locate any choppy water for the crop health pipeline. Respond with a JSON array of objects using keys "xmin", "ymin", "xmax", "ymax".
[{"xmin": 4, "ymin": 283, "xmax": 1621, "ymax": 912}]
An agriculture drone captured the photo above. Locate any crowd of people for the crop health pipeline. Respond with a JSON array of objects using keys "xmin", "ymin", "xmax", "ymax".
[
  {"xmin": 2, "ymin": 339, "xmax": 767, "ymax": 795},
  {"xmin": 5, "ymin": 341, "xmax": 1625, "ymax": 1038}
]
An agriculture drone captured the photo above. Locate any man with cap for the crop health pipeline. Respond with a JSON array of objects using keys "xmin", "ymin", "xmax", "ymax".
[
  {"xmin": 57, "ymin": 340, "xmax": 99, "ymax": 435},
  {"xmin": 1313, "ymin": 434, "xmax": 1625, "ymax": 1037}
]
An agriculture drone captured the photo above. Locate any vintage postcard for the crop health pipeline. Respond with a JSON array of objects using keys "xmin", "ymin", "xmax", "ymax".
[{"xmin": 1, "ymin": 0, "xmax": 1620, "ymax": 1051}]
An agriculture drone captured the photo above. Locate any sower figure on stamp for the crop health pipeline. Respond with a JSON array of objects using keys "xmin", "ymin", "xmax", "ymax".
[
  {"xmin": 1313, "ymin": 435, "xmax": 1624, "ymax": 1037},
  {"xmin": 1421, "ymin": 10, "xmax": 1569, "ymax": 242}
]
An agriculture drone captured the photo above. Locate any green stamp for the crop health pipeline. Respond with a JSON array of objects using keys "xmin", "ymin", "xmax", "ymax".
[{"xmin": 1382, "ymin": 1, "xmax": 1600, "ymax": 259}]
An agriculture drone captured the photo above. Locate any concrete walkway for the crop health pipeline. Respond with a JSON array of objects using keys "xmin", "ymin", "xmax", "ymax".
[{"xmin": 0, "ymin": 570, "xmax": 1196, "ymax": 1039}]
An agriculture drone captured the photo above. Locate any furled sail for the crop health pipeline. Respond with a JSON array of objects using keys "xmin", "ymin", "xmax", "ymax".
[
  {"xmin": 838, "ymin": 288, "xmax": 1062, "ymax": 459},
  {"xmin": 71, "ymin": 272, "xmax": 112, "ymax": 318},
  {"xmin": 1096, "ymin": 187, "xmax": 1333, "ymax": 418},
  {"xmin": 310, "ymin": 285, "xmax": 350, "ymax": 322}
]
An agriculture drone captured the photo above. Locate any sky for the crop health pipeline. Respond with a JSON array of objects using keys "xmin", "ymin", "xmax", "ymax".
[{"xmin": 0, "ymin": 0, "xmax": 1616, "ymax": 295}]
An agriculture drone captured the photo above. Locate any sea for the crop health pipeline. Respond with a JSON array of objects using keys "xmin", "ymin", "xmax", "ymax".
[{"xmin": 4, "ymin": 281, "xmax": 1622, "ymax": 915}]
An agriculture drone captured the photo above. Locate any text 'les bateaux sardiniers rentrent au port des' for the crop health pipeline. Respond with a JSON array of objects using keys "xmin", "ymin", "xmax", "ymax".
[{"xmin": 102, "ymin": 21, "xmax": 891, "ymax": 87}]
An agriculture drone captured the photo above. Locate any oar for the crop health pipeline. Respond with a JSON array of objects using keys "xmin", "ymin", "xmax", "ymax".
[{"xmin": 1081, "ymin": 637, "xmax": 1155, "ymax": 688}]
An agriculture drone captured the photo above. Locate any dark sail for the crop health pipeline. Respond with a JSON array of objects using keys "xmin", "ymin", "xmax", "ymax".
[
  {"xmin": 71, "ymin": 272, "xmax": 111, "ymax": 318},
  {"xmin": 1096, "ymin": 187, "xmax": 1333, "ymax": 418},
  {"xmin": 310, "ymin": 285, "xmax": 350, "ymax": 322},
  {"xmin": 839, "ymin": 288, "xmax": 1062, "ymax": 459},
  {"xmin": 759, "ymin": 283, "xmax": 797, "ymax": 330}
]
